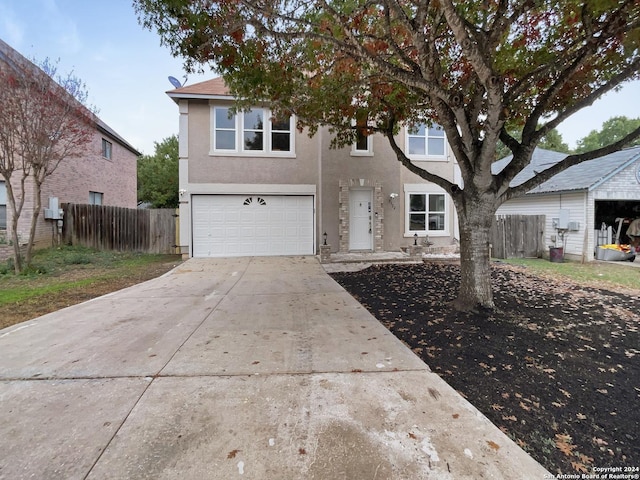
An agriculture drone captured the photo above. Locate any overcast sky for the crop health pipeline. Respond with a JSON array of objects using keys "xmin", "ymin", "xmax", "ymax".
[{"xmin": 1, "ymin": 0, "xmax": 638, "ymax": 156}]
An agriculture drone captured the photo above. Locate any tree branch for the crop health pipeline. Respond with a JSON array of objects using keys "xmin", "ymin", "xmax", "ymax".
[
  {"xmin": 500, "ymin": 126, "xmax": 640, "ymax": 203},
  {"xmin": 384, "ymin": 111, "xmax": 458, "ymax": 196}
]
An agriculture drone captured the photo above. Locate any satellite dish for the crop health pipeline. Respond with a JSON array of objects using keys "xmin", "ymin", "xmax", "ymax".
[{"xmin": 168, "ymin": 76, "xmax": 183, "ymax": 89}]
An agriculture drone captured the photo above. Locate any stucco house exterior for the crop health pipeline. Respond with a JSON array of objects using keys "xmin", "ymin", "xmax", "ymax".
[
  {"xmin": 167, "ymin": 77, "xmax": 461, "ymax": 258},
  {"xmin": 0, "ymin": 39, "xmax": 139, "ymax": 249},
  {"xmin": 494, "ymin": 146, "xmax": 640, "ymax": 262}
]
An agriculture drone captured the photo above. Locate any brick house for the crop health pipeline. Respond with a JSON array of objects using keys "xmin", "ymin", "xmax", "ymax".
[
  {"xmin": 0, "ymin": 39, "xmax": 139, "ymax": 249},
  {"xmin": 167, "ymin": 77, "xmax": 461, "ymax": 258}
]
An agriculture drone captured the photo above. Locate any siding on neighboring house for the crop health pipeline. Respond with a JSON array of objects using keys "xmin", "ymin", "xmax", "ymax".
[
  {"xmin": 592, "ymin": 161, "xmax": 640, "ymax": 202},
  {"xmin": 496, "ymin": 192, "xmax": 587, "ymax": 259},
  {"xmin": 494, "ymin": 147, "xmax": 640, "ymax": 261}
]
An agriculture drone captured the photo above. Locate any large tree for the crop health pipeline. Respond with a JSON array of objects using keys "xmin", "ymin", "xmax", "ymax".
[
  {"xmin": 0, "ymin": 56, "xmax": 94, "ymax": 273},
  {"xmin": 136, "ymin": 0, "xmax": 640, "ymax": 312},
  {"xmin": 137, "ymin": 135, "xmax": 180, "ymax": 208}
]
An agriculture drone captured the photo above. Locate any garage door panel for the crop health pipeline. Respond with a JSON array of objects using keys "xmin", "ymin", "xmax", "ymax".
[
  {"xmin": 255, "ymin": 226, "xmax": 270, "ymax": 237},
  {"xmin": 192, "ymin": 195, "xmax": 314, "ymax": 257},
  {"xmin": 269, "ymin": 211, "xmax": 285, "ymax": 222}
]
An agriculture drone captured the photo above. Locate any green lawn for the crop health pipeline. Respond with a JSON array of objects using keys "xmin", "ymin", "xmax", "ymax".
[
  {"xmin": 0, "ymin": 245, "xmax": 181, "ymax": 308},
  {"xmin": 499, "ymin": 257, "xmax": 640, "ymax": 291}
]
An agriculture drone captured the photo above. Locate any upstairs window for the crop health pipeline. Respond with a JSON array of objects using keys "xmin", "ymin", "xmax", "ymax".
[
  {"xmin": 101, "ymin": 139, "xmax": 112, "ymax": 159},
  {"xmin": 407, "ymin": 123, "xmax": 446, "ymax": 159},
  {"xmin": 271, "ymin": 116, "xmax": 291, "ymax": 152},
  {"xmin": 89, "ymin": 191, "xmax": 103, "ymax": 205},
  {"xmin": 214, "ymin": 107, "xmax": 237, "ymax": 150},
  {"xmin": 352, "ymin": 111, "xmax": 372, "ymax": 156},
  {"xmin": 212, "ymin": 106, "xmax": 294, "ymax": 155},
  {"xmin": 243, "ymin": 108, "xmax": 264, "ymax": 151}
]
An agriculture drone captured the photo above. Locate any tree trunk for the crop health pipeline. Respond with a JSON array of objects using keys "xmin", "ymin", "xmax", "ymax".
[
  {"xmin": 24, "ymin": 179, "xmax": 43, "ymax": 268},
  {"xmin": 9, "ymin": 210, "xmax": 22, "ymax": 274},
  {"xmin": 5, "ymin": 181, "xmax": 23, "ymax": 273},
  {"xmin": 453, "ymin": 197, "xmax": 496, "ymax": 312}
]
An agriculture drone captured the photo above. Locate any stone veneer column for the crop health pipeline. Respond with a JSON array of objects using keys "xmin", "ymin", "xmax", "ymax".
[
  {"xmin": 373, "ymin": 182, "xmax": 384, "ymax": 252},
  {"xmin": 338, "ymin": 179, "xmax": 384, "ymax": 253},
  {"xmin": 338, "ymin": 180, "xmax": 350, "ymax": 252}
]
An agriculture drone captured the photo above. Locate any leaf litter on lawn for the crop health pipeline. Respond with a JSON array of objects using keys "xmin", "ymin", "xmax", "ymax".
[{"xmin": 330, "ymin": 262, "xmax": 640, "ymax": 475}]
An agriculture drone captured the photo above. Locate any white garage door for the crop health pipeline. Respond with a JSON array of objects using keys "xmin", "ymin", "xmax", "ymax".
[{"xmin": 192, "ymin": 195, "xmax": 314, "ymax": 257}]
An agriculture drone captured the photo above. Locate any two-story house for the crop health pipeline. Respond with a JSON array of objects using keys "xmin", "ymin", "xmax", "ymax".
[
  {"xmin": 168, "ymin": 77, "xmax": 460, "ymax": 258},
  {"xmin": 0, "ymin": 39, "xmax": 139, "ymax": 250}
]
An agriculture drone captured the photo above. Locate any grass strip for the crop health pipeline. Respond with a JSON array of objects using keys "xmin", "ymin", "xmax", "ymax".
[
  {"xmin": 0, "ymin": 278, "xmax": 99, "ymax": 305},
  {"xmin": 501, "ymin": 258, "xmax": 639, "ymax": 291}
]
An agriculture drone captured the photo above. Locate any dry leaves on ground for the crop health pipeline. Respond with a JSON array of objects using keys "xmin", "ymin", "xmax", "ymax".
[{"xmin": 331, "ymin": 262, "xmax": 640, "ymax": 475}]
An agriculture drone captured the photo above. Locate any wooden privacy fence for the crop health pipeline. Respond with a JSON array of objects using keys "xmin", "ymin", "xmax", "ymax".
[
  {"xmin": 62, "ymin": 203, "xmax": 178, "ymax": 254},
  {"xmin": 490, "ymin": 215, "xmax": 545, "ymax": 259}
]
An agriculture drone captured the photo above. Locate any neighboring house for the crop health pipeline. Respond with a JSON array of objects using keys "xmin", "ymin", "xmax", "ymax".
[
  {"xmin": 0, "ymin": 39, "xmax": 139, "ymax": 248},
  {"xmin": 167, "ymin": 77, "xmax": 460, "ymax": 258},
  {"xmin": 494, "ymin": 146, "xmax": 640, "ymax": 261}
]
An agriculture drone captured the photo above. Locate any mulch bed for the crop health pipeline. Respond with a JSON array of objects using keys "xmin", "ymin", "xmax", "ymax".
[{"xmin": 330, "ymin": 261, "xmax": 640, "ymax": 475}]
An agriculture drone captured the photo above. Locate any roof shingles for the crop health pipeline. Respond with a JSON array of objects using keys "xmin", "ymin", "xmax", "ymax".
[
  {"xmin": 168, "ymin": 77, "xmax": 230, "ymax": 96},
  {"xmin": 493, "ymin": 146, "xmax": 640, "ymax": 194}
]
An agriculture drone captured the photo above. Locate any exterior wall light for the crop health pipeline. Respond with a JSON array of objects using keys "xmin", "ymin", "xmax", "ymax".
[{"xmin": 389, "ymin": 192, "xmax": 398, "ymax": 209}]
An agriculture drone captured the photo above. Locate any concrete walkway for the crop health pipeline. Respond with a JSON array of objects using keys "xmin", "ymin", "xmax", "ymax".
[{"xmin": 0, "ymin": 257, "xmax": 549, "ymax": 479}]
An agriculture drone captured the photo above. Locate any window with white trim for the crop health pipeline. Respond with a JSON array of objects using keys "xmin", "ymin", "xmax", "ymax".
[
  {"xmin": 351, "ymin": 111, "xmax": 372, "ymax": 156},
  {"xmin": 406, "ymin": 192, "xmax": 447, "ymax": 234},
  {"xmin": 406, "ymin": 123, "xmax": 446, "ymax": 159},
  {"xmin": 243, "ymin": 108, "xmax": 264, "ymax": 151},
  {"xmin": 212, "ymin": 106, "xmax": 294, "ymax": 155},
  {"xmin": 270, "ymin": 116, "xmax": 291, "ymax": 151},
  {"xmin": 89, "ymin": 191, "xmax": 103, "ymax": 205},
  {"xmin": 214, "ymin": 107, "xmax": 237, "ymax": 151}
]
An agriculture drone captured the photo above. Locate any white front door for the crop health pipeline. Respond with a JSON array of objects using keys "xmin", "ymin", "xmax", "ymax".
[{"xmin": 349, "ymin": 189, "xmax": 373, "ymax": 250}]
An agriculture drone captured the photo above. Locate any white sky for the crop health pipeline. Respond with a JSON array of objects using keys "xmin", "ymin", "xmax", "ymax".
[{"xmin": 0, "ymin": 0, "xmax": 638, "ymax": 155}]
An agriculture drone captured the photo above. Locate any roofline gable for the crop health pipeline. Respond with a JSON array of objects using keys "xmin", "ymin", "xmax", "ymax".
[
  {"xmin": 0, "ymin": 38, "xmax": 141, "ymax": 157},
  {"xmin": 166, "ymin": 77, "xmax": 231, "ymax": 103},
  {"xmin": 166, "ymin": 92, "xmax": 232, "ymax": 103},
  {"xmin": 495, "ymin": 146, "xmax": 640, "ymax": 195},
  {"xmin": 588, "ymin": 148, "xmax": 640, "ymax": 191}
]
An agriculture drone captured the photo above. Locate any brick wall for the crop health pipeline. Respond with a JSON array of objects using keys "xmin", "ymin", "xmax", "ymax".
[
  {"xmin": 0, "ymin": 244, "xmax": 26, "ymax": 263},
  {"xmin": 3, "ymin": 130, "xmax": 138, "ymax": 248},
  {"xmin": 0, "ymin": 244, "xmax": 11, "ymax": 262}
]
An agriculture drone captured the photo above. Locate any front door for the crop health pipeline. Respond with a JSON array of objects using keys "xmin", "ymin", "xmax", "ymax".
[{"xmin": 349, "ymin": 189, "xmax": 373, "ymax": 250}]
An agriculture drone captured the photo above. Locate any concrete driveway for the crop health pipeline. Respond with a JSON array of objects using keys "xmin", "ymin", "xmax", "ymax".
[{"xmin": 0, "ymin": 256, "xmax": 548, "ymax": 479}]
